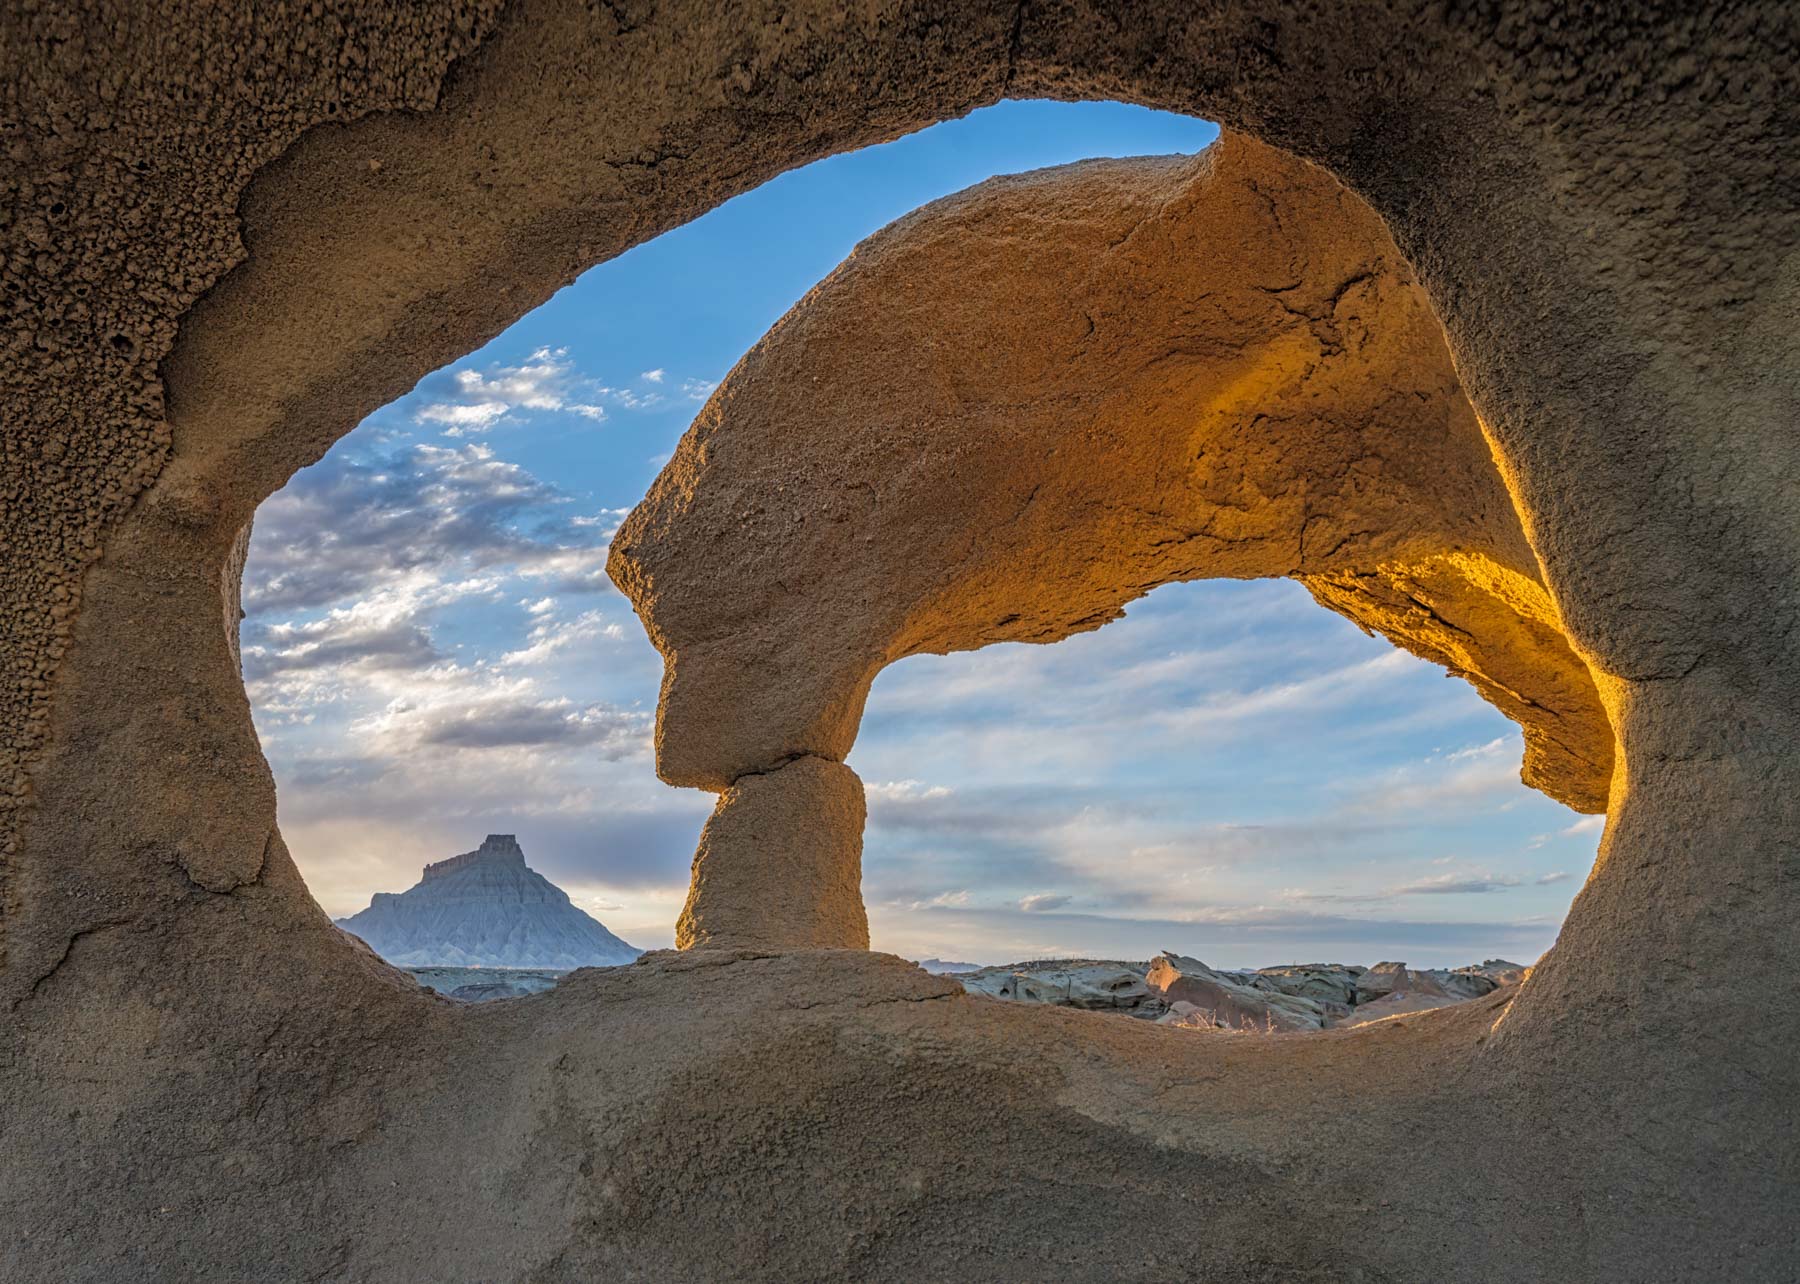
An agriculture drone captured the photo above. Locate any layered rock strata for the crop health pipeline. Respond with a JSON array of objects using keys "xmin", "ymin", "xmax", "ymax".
[{"xmin": 336, "ymin": 834, "xmax": 641, "ymax": 969}]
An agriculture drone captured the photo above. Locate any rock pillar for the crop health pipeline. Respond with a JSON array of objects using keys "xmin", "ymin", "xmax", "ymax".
[{"xmin": 676, "ymin": 756, "xmax": 870, "ymax": 951}]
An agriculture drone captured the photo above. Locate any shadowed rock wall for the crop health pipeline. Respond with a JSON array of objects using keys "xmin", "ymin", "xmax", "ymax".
[{"xmin": 3, "ymin": 2, "xmax": 1795, "ymax": 1280}]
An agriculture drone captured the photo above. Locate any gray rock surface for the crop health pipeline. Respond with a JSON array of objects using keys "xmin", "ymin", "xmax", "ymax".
[
  {"xmin": 1147, "ymin": 953, "xmax": 1331, "ymax": 1031},
  {"xmin": 956, "ymin": 954, "xmax": 1520, "ymax": 1032},
  {"xmin": 1254, "ymin": 963, "xmax": 1366, "ymax": 1009},
  {"xmin": 955, "ymin": 959, "xmax": 1164, "ymax": 1017},
  {"xmin": 337, "ymin": 835, "xmax": 640, "ymax": 969},
  {"xmin": 404, "ymin": 966, "xmax": 569, "ymax": 1001}
]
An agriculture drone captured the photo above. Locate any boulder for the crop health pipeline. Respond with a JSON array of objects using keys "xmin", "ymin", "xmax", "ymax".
[
  {"xmin": 1255, "ymin": 964, "xmax": 1364, "ymax": 1008},
  {"xmin": 1146, "ymin": 953, "xmax": 1328, "ymax": 1032},
  {"xmin": 1355, "ymin": 961, "xmax": 1450, "ymax": 1005},
  {"xmin": 1457, "ymin": 959, "xmax": 1531, "ymax": 988},
  {"xmin": 1424, "ymin": 968, "xmax": 1501, "ymax": 1001},
  {"xmin": 956, "ymin": 960, "xmax": 1166, "ymax": 1018}
]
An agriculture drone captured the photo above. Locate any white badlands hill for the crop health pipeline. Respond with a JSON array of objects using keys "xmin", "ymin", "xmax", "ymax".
[{"xmin": 337, "ymin": 834, "xmax": 640, "ymax": 969}]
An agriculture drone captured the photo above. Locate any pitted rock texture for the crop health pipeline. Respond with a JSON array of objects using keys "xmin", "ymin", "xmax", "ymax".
[
  {"xmin": 0, "ymin": 0, "xmax": 507, "ymax": 943},
  {"xmin": 4, "ymin": 3, "xmax": 1797, "ymax": 1281},
  {"xmin": 611, "ymin": 136, "xmax": 1615, "ymax": 813}
]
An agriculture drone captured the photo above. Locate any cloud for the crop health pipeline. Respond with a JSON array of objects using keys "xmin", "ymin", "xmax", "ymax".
[
  {"xmin": 865, "ymin": 779, "xmax": 954, "ymax": 804},
  {"xmin": 1536, "ymin": 871, "xmax": 1573, "ymax": 885},
  {"xmin": 406, "ymin": 697, "xmax": 647, "ymax": 753},
  {"xmin": 1018, "ymin": 893, "xmax": 1071, "ymax": 913},
  {"xmin": 413, "ymin": 347, "xmax": 609, "ymax": 434},
  {"xmin": 1141, "ymin": 651, "xmax": 1417, "ymax": 740},
  {"xmin": 1387, "ymin": 872, "xmax": 1523, "ymax": 895},
  {"xmin": 1283, "ymin": 863, "xmax": 1538, "ymax": 903},
  {"xmin": 407, "ymin": 348, "xmax": 714, "ymax": 434},
  {"xmin": 245, "ymin": 440, "xmax": 615, "ymax": 614},
  {"xmin": 899, "ymin": 890, "xmax": 971, "ymax": 911},
  {"xmin": 500, "ymin": 609, "xmax": 626, "ymax": 667},
  {"xmin": 1341, "ymin": 737, "xmax": 1523, "ymax": 817},
  {"xmin": 1562, "ymin": 815, "xmax": 1606, "ymax": 836}
]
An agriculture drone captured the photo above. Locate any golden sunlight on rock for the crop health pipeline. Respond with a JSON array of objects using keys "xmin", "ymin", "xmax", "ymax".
[
  {"xmin": 6, "ymin": 5, "xmax": 1793, "ymax": 1280},
  {"xmin": 612, "ymin": 136, "xmax": 1615, "ymax": 938}
]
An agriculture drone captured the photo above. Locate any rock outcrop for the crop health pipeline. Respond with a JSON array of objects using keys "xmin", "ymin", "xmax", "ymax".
[
  {"xmin": 955, "ymin": 954, "xmax": 1513, "ymax": 1032},
  {"xmin": 337, "ymin": 834, "xmax": 640, "ymax": 969},
  {"xmin": 957, "ymin": 959, "xmax": 1164, "ymax": 1017},
  {"xmin": 677, "ymin": 756, "xmax": 867, "ymax": 950},
  {"xmin": 5, "ymin": 5, "xmax": 1796, "ymax": 1281},
  {"xmin": 609, "ymin": 134, "xmax": 1616, "ymax": 950},
  {"xmin": 1148, "ymin": 953, "xmax": 1334, "ymax": 1031}
]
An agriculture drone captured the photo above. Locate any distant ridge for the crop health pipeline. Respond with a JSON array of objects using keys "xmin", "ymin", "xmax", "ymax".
[{"xmin": 337, "ymin": 834, "xmax": 641, "ymax": 969}]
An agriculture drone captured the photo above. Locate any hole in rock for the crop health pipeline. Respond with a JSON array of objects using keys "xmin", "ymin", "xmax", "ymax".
[
  {"xmin": 851, "ymin": 579, "xmax": 1601, "ymax": 1024},
  {"xmin": 238, "ymin": 100, "xmax": 1232, "ymax": 1001}
]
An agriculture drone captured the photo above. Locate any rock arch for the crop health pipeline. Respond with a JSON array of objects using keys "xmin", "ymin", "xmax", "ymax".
[
  {"xmin": 610, "ymin": 135, "xmax": 1615, "ymax": 948},
  {"xmin": 3, "ymin": 2, "xmax": 1795, "ymax": 1280}
]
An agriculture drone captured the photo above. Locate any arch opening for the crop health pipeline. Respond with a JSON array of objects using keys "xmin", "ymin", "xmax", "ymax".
[
  {"xmin": 610, "ymin": 129, "xmax": 1616, "ymax": 969},
  {"xmin": 851, "ymin": 577, "xmax": 1599, "ymax": 1029},
  {"xmin": 236, "ymin": 100, "xmax": 1256, "ymax": 993}
]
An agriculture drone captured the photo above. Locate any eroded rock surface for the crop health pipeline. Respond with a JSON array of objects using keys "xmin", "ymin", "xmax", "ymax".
[
  {"xmin": 957, "ymin": 959, "xmax": 1164, "ymax": 1017},
  {"xmin": 5, "ymin": 3, "xmax": 1796, "ymax": 1280},
  {"xmin": 678, "ymin": 755, "xmax": 869, "ymax": 951},
  {"xmin": 611, "ymin": 136, "xmax": 1622, "ymax": 956},
  {"xmin": 954, "ymin": 955, "xmax": 1512, "ymax": 1032},
  {"xmin": 612, "ymin": 136, "xmax": 1615, "ymax": 822}
]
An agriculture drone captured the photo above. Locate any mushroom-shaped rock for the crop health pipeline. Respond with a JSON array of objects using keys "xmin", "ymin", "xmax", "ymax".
[{"xmin": 610, "ymin": 134, "xmax": 1617, "ymax": 947}]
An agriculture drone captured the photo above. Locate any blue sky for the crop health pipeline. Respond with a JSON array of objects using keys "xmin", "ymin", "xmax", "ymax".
[{"xmin": 242, "ymin": 100, "xmax": 1599, "ymax": 969}]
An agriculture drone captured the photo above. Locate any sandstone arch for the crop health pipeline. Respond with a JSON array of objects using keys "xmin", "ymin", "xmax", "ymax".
[
  {"xmin": 4, "ymin": 2, "xmax": 1796, "ymax": 1280},
  {"xmin": 609, "ymin": 135, "xmax": 1616, "ymax": 948}
]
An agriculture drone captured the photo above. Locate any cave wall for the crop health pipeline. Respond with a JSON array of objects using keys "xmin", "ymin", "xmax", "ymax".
[{"xmin": 3, "ymin": 2, "xmax": 1796, "ymax": 1280}]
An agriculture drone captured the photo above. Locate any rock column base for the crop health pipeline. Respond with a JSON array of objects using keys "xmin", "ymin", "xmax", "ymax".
[{"xmin": 676, "ymin": 756, "xmax": 870, "ymax": 951}]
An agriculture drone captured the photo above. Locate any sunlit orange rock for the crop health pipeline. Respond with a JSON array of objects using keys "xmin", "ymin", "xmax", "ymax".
[{"xmin": 612, "ymin": 136, "xmax": 1615, "ymax": 941}]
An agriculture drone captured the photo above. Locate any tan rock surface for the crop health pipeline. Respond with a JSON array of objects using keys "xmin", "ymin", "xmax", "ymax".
[
  {"xmin": 1147, "ymin": 952, "xmax": 1328, "ymax": 1031},
  {"xmin": 611, "ymin": 136, "xmax": 1615, "ymax": 815},
  {"xmin": 3, "ymin": 3, "xmax": 1796, "ymax": 1281},
  {"xmin": 677, "ymin": 755, "xmax": 869, "ymax": 951}
]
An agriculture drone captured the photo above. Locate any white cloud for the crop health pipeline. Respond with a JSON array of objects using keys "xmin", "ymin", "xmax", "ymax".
[
  {"xmin": 905, "ymin": 890, "xmax": 971, "ymax": 910},
  {"xmin": 413, "ymin": 348, "xmax": 600, "ymax": 435},
  {"xmin": 1019, "ymin": 893, "xmax": 1071, "ymax": 913},
  {"xmin": 1562, "ymin": 815, "xmax": 1606, "ymax": 836},
  {"xmin": 499, "ymin": 609, "xmax": 626, "ymax": 668},
  {"xmin": 408, "ymin": 349, "xmax": 709, "ymax": 435},
  {"xmin": 1387, "ymin": 871, "xmax": 1522, "ymax": 895},
  {"xmin": 865, "ymin": 779, "xmax": 954, "ymax": 803},
  {"xmin": 1151, "ymin": 649, "xmax": 1416, "ymax": 732},
  {"xmin": 1536, "ymin": 871, "xmax": 1573, "ymax": 885}
]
